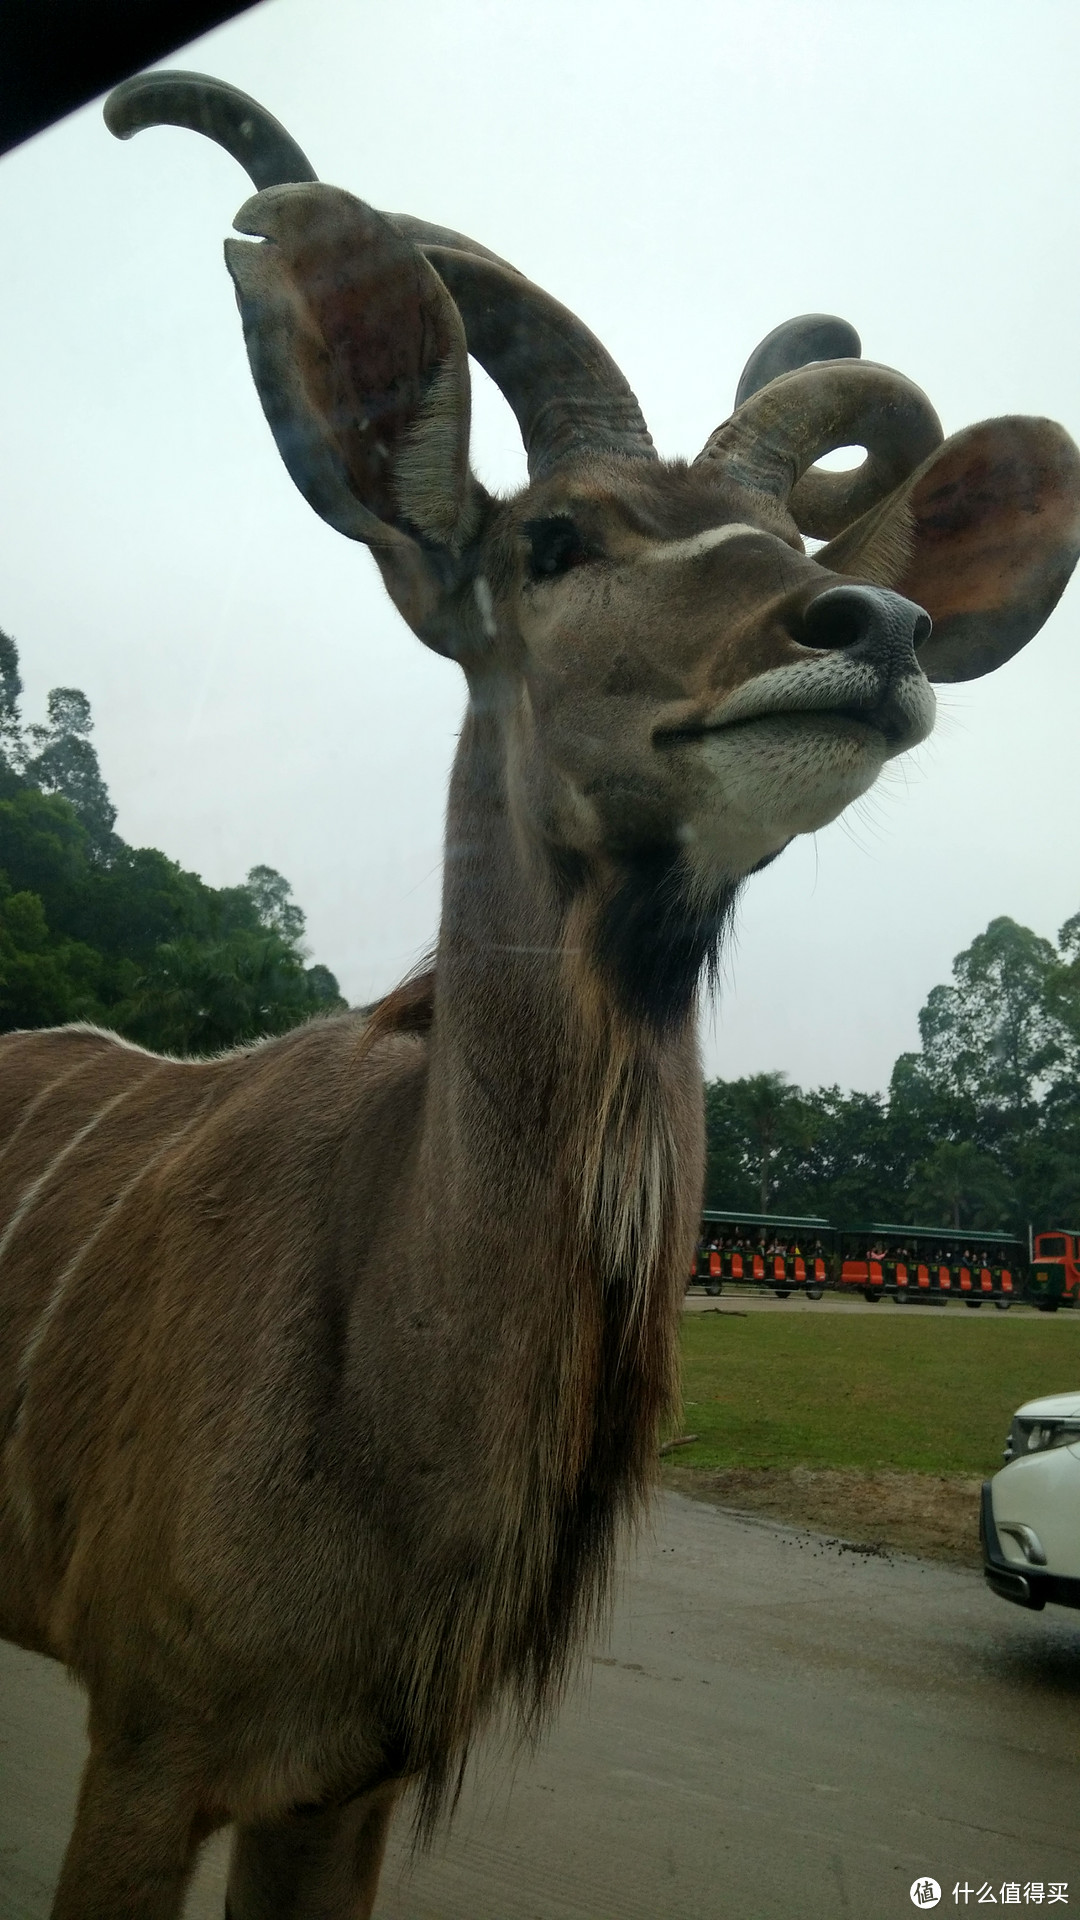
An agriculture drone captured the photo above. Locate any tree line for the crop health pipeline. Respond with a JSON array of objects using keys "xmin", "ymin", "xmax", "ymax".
[
  {"xmin": 0, "ymin": 628, "xmax": 344, "ymax": 1053},
  {"xmin": 707, "ymin": 913, "xmax": 1080, "ymax": 1237}
]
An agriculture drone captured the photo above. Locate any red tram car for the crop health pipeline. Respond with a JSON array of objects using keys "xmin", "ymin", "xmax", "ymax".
[{"xmin": 1026, "ymin": 1230, "xmax": 1080, "ymax": 1311}]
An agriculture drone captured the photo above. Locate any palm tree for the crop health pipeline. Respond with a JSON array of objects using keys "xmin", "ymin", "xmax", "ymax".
[{"xmin": 738, "ymin": 1071, "xmax": 816, "ymax": 1213}]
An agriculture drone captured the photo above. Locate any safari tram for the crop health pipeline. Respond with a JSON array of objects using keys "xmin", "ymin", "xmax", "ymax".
[{"xmin": 691, "ymin": 1211, "xmax": 1080, "ymax": 1311}]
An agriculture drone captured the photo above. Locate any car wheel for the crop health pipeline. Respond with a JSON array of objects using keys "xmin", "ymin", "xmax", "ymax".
[
  {"xmin": 994, "ymin": 1298, "xmax": 1011, "ymax": 1311},
  {"xmin": 805, "ymin": 1286, "xmax": 824, "ymax": 1301},
  {"xmin": 965, "ymin": 1298, "xmax": 982, "ymax": 1309},
  {"xmin": 863, "ymin": 1289, "xmax": 882, "ymax": 1303},
  {"xmin": 1037, "ymin": 1300, "xmax": 1060, "ymax": 1313},
  {"xmin": 894, "ymin": 1290, "xmax": 908, "ymax": 1303},
  {"xmin": 705, "ymin": 1281, "xmax": 722, "ymax": 1297},
  {"xmin": 774, "ymin": 1289, "xmax": 790, "ymax": 1299}
]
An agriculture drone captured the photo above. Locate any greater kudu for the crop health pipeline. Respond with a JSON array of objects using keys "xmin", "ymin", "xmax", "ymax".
[{"xmin": 2, "ymin": 69, "xmax": 1079, "ymax": 1920}]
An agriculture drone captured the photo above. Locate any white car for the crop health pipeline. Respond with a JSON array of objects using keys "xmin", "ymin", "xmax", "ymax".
[{"xmin": 982, "ymin": 1392, "xmax": 1080, "ymax": 1611}]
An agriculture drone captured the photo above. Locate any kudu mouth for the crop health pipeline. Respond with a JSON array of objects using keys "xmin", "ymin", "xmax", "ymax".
[{"xmin": 655, "ymin": 585, "xmax": 936, "ymax": 756}]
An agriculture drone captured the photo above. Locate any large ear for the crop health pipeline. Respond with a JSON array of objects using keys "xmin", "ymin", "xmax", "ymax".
[
  {"xmin": 224, "ymin": 181, "xmax": 483, "ymax": 644},
  {"xmin": 819, "ymin": 418, "xmax": 1080, "ymax": 682}
]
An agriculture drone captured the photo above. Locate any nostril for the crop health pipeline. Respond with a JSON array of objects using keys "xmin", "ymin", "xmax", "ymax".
[
  {"xmin": 796, "ymin": 585, "xmax": 933, "ymax": 657},
  {"xmin": 798, "ymin": 587, "xmax": 874, "ymax": 652}
]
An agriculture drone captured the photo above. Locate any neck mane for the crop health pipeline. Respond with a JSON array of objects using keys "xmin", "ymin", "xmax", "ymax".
[{"xmin": 361, "ymin": 693, "xmax": 713, "ymax": 1825}]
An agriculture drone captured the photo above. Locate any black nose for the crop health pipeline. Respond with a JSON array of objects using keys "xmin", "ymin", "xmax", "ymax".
[{"xmin": 799, "ymin": 585, "xmax": 932, "ymax": 662}]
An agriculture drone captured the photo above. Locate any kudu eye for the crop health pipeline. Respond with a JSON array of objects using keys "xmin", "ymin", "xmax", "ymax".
[{"xmin": 523, "ymin": 516, "xmax": 592, "ymax": 581}]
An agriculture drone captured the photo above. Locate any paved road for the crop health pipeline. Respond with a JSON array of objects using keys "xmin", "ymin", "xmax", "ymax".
[{"xmin": 3, "ymin": 1494, "xmax": 1079, "ymax": 1919}]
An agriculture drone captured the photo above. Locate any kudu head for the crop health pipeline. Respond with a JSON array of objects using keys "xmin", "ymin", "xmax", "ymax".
[{"xmin": 107, "ymin": 74, "xmax": 1080, "ymax": 1024}]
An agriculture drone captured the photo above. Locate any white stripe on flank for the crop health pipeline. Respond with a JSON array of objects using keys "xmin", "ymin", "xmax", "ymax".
[
  {"xmin": 637, "ymin": 523, "xmax": 763, "ymax": 565},
  {"xmin": 0, "ymin": 1054, "xmax": 104, "ymax": 1177},
  {"xmin": 0, "ymin": 1073, "xmax": 157, "ymax": 1279},
  {"xmin": 14, "ymin": 1087, "xmax": 214, "ymax": 1406},
  {"xmin": 9, "ymin": 1087, "xmax": 216, "ymax": 1542}
]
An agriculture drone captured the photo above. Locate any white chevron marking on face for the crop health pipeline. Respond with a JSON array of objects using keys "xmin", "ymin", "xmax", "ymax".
[{"xmin": 637, "ymin": 523, "xmax": 763, "ymax": 565}]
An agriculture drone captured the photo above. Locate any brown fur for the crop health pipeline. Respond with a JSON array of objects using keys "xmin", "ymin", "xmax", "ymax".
[
  {"xmin": 7, "ymin": 117, "xmax": 1080, "ymax": 1917},
  {"xmin": 0, "ymin": 731, "xmax": 702, "ymax": 1913},
  {"xmin": 2, "ymin": 458, "xmax": 1067, "ymax": 1920}
]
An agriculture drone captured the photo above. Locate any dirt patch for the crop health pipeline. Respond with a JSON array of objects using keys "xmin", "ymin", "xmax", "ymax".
[{"xmin": 661, "ymin": 1464, "xmax": 984, "ymax": 1566}]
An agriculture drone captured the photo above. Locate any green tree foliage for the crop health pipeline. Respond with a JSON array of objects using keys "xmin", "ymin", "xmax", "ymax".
[
  {"xmin": 0, "ymin": 629, "xmax": 22, "ymax": 773},
  {"xmin": 0, "ymin": 628, "xmax": 345, "ymax": 1053},
  {"xmin": 20, "ymin": 685, "xmax": 118, "ymax": 860},
  {"xmin": 242, "ymin": 862, "xmax": 307, "ymax": 946},
  {"xmin": 785, "ymin": 1086, "xmax": 905, "ymax": 1224},
  {"xmin": 705, "ymin": 912, "xmax": 1080, "ymax": 1235},
  {"xmin": 909, "ymin": 1140, "xmax": 1012, "ymax": 1231},
  {"xmin": 1047, "ymin": 911, "xmax": 1080, "ymax": 1061},
  {"xmin": 707, "ymin": 1072, "xmax": 817, "ymax": 1213},
  {"xmin": 115, "ymin": 931, "xmax": 341, "ymax": 1055},
  {"xmin": 916, "ymin": 916, "xmax": 1064, "ymax": 1121}
]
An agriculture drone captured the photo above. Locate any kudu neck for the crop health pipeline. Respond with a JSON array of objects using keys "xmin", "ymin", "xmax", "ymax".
[{"xmin": 431, "ymin": 697, "xmax": 702, "ymax": 1173}]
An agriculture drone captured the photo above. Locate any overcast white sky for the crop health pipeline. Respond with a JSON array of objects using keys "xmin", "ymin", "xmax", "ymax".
[{"xmin": 1, "ymin": 0, "xmax": 1078, "ymax": 1090}]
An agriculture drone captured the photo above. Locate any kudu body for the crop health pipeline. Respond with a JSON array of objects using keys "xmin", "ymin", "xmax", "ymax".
[{"xmin": 2, "ymin": 71, "xmax": 1079, "ymax": 1920}]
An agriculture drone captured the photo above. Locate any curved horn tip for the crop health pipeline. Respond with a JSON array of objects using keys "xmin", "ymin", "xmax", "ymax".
[
  {"xmin": 735, "ymin": 313, "xmax": 862, "ymax": 408},
  {"xmin": 101, "ymin": 70, "xmax": 318, "ymax": 190},
  {"xmin": 103, "ymin": 69, "xmax": 221, "ymax": 139},
  {"xmin": 103, "ymin": 75, "xmax": 148, "ymax": 139}
]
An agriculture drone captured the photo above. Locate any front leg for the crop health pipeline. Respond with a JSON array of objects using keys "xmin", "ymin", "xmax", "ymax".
[
  {"xmin": 50, "ymin": 1736, "xmax": 220, "ymax": 1920},
  {"xmin": 225, "ymin": 1780, "xmax": 404, "ymax": 1920}
]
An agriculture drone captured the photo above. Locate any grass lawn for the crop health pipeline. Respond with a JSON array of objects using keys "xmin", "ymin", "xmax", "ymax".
[{"xmin": 675, "ymin": 1311, "xmax": 1080, "ymax": 1477}]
